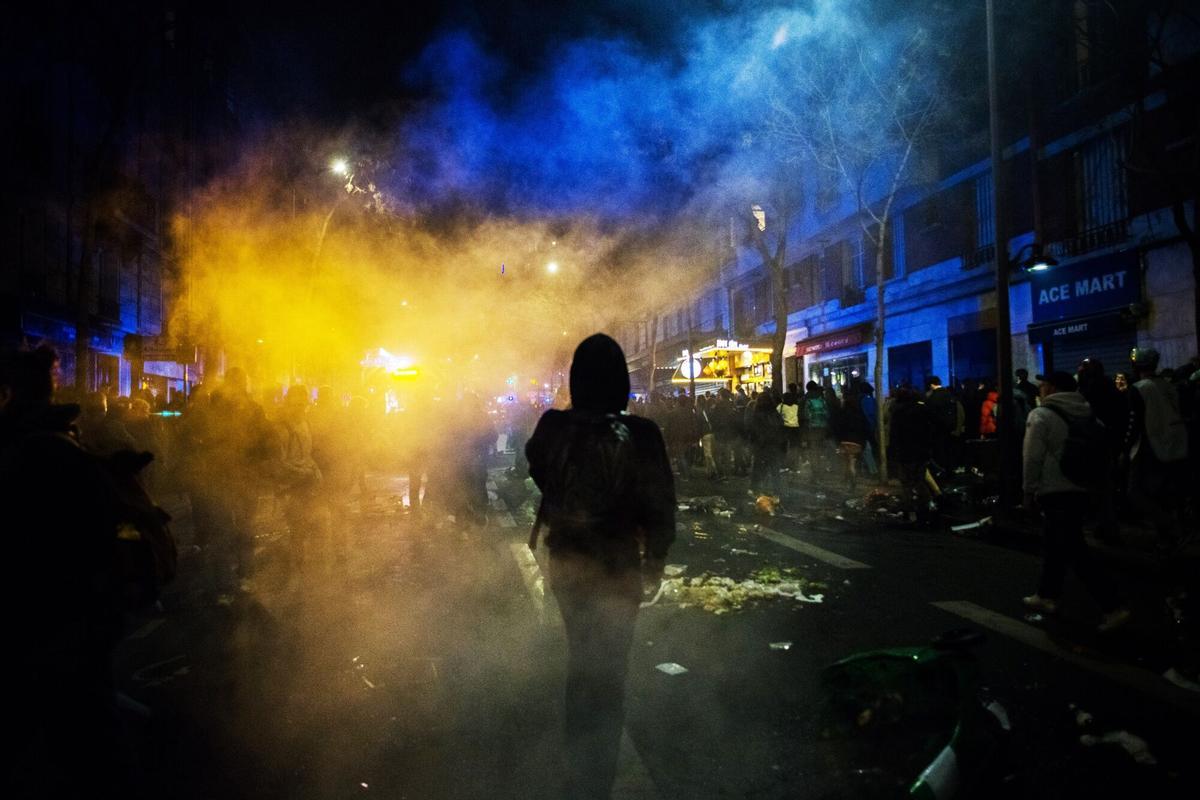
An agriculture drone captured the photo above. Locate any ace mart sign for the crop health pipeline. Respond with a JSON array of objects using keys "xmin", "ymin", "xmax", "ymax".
[{"xmin": 1030, "ymin": 250, "xmax": 1140, "ymax": 324}]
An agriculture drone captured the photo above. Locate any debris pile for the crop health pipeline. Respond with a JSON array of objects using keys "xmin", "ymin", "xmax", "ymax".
[{"xmin": 645, "ymin": 566, "xmax": 826, "ymax": 614}]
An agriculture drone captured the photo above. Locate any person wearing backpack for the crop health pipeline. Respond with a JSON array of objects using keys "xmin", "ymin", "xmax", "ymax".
[
  {"xmin": 801, "ymin": 381, "xmax": 831, "ymax": 475},
  {"xmin": 525, "ymin": 334, "xmax": 675, "ymax": 800},
  {"xmin": 1021, "ymin": 371, "xmax": 1130, "ymax": 633},
  {"xmin": 1124, "ymin": 348, "xmax": 1191, "ymax": 552}
]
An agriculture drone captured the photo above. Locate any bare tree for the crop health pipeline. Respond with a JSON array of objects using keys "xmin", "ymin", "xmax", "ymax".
[{"xmin": 772, "ymin": 22, "xmax": 954, "ymax": 480}]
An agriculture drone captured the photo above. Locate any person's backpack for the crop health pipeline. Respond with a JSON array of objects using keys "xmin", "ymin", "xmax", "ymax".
[
  {"xmin": 530, "ymin": 412, "xmax": 636, "ymax": 548},
  {"xmin": 1043, "ymin": 406, "xmax": 1110, "ymax": 489},
  {"xmin": 805, "ymin": 396, "xmax": 829, "ymax": 429},
  {"xmin": 22, "ymin": 432, "xmax": 176, "ymax": 609}
]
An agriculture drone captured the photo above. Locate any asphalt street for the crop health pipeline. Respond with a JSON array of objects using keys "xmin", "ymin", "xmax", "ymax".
[{"xmin": 112, "ymin": 463, "xmax": 1200, "ymax": 799}]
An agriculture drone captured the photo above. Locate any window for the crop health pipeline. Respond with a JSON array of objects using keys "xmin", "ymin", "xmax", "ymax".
[{"xmin": 1079, "ymin": 129, "xmax": 1129, "ymax": 230}]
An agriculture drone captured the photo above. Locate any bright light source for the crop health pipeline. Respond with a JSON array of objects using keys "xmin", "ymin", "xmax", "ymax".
[
  {"xmin": 1028, "ymin": 261, "xmax": 1051, "ymax": 272},
  {"xmin": 400, "ymin": 299, "xmax": 408, "ymax": 307},
  {"xmin": 331, "ymin": 158, "xmax": 349, "ymax": 176},
  {"xmin": 546, "ymin": 261, "xmax": 559, "ymax": 274}
]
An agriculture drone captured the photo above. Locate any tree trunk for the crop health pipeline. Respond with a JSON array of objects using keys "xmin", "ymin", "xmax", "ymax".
[
  {"xmin": 874, "ymin": 218, "xmax": 890, "ymax": 483},
  {"xmin": 769, "ymin": 253, "xmax": 788, "ymax": 394}
]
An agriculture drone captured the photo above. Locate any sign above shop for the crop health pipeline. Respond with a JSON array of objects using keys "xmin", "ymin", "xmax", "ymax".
[
  {"xmin": 795, "ymin": 325, "xmax": 872, "ymax": 357},
  {"xmin": 1030, "ymin": 250, "xmax": 1140, "ymax": 324}
]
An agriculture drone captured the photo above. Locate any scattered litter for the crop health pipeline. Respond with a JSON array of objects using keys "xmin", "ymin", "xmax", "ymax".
[
  {"xmin": 663, "ymin": 564, "xmax": 687, "ymax": 577},
  {"xmin": 769, "ymin": 641, "xmax": 793, "ymax": 651},
  {"xmin": 714, "ymin": 509, "xmax": 734, "ymax": 518},
  {"xmin": 950, "ymin": 516, "xmax": 994, "ymax": 533},
  {"xmin": 843, "ymin": 579, "xmax": 852, "ymax": 586},
  {"xmin": 646, "ymin": 568, "xmax": 827, "ymax": 614},
  {"xmin": 1069, "ymin": 704, "xmax": 1094, "ymax": 727},
  {"xmin": 755, "ymin": 495, "xmax": 781, "ymax": 516},
  {"xmin": 844, "ymin": 498, "xmax": 865, "ymax": 511},
  {"xmin": 1079, "ymin": 731, "xmax": 1157, "ymax": 766},
  {"xmin": 728, "ymin": 548, "xmax": 759, "ymax": 556},
  {"xmin": 834, "ymin": 515, "xmax": 846, "ymax": 521},
  {"xmin": 362, "ymin": 676, "xmax": 376, "ymax": 689},
  {"xmin": 656, "ymin": 662, "xmax": 689, "ymax": 676},
  {"xmin": 1024, "ymin": 613, "xmax": 1045, "ymax": 623},
  {"xmin": 986, "ymin": 701, "xmax": 1011, "ymax": 731},
  {"xmin": 360, "ymin": 782, "xmax": 369, "ymax": 789},
  {"xmin": 1163, "ymin": 668, "xmax": 1200, "ymax": 692},
  {"xmin": 677, "ymin": 496, "xmax": 732, "ymax": 513}
]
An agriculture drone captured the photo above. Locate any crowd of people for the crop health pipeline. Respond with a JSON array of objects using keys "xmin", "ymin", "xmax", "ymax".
[{"xmin": 630, "ymin": 350, "xmax": 1198, "ymax": 544}]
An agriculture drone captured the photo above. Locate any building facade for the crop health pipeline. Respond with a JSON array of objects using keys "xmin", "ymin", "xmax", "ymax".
[{"xmin": 619, "ymin": 2, "xmax": 1198, "ymax": 395}]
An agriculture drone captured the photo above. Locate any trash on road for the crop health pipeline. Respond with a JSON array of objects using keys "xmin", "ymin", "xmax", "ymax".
[
  {"xmin": 646, "ymin": 568, "xmax": 827, "ymax": 614},
  {"xmin": 1079, "ymin": 730, "xmax": 1157, "ymax": 766},
  {"xmin": 1069, "ymin": 704, "xmax": 1094, "ymax": 727},
  {"xmin": 1024, "ymin": 613, "xmax": 1045, "ymax": 623},
  {"xmin": 727, "ymin": 547, "xmax": 759, "ymax": 556},
  {"xmin": 950, "ymin": 516, "xmax": 994, "ymax": 533},
  {"xmin": 769, "ymin": 641, "xmax": 793, "ymax": 651},
  {"xmin": 677, "ymin": 495, "xmax": 732, "ymax": 514},
  {"xmin": 656, "ymin": 662, "xmax": 689, "ymax": 676},
  {"xmin": 754, "ymin": 495, "xmax": 781, "ymax": 516}
]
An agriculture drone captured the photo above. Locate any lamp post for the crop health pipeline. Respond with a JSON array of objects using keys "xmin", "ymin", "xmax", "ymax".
[{"xmin": 986, "ymin": 0, "xmax": 1017, "ymax": 509}]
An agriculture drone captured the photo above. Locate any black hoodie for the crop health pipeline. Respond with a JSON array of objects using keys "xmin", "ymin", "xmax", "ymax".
[{"xmin": 526, "ymin": 334, "xmax": 675, "ymax": 568}]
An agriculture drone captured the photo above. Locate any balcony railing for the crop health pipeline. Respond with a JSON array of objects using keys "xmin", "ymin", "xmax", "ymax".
[
  {"xmin": 1047, "ymin": 219, "xmax": 1129, "ymax": 259},
  {"xmin": 962, "ymin": 243, "xmax": 995, "ymax": 270}
]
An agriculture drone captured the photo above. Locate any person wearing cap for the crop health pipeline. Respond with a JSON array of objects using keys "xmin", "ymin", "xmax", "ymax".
[
  {"xmin": 1022, "ymin": 371, "xmax": 1130, "ymax": 632},
  {"xmin": 1124, "ymin": 347, "xmax": 1190, "ymax": 551}
]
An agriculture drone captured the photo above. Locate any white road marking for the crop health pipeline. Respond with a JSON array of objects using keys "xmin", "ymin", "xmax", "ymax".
[
  {"xmin": 508, "ymin": 543, "xmax": 659, "ymax": 799},
  {"xmin": 510, "ymin": 543, "xmax": 547, "ymax": 624},
  {"xmin": 128, "ymin": 618, "xmax": 165, "ymax": 640},
  {"xmin": 931, "ymin": 600, "xmax": 1200, "ymax": 716},
  {"xmin": 750, "ymin": 527, "xmax": 871, "ymax": 569}
]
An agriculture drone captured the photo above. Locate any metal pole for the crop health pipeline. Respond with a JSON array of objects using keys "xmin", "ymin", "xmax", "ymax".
[
  {"xmin": 987, "ymin": 0, "xmax": 1016, "ymax": 508},
  {"xmin": 686, "ymin": 295, "xmax": 697, "ymax": 405}
]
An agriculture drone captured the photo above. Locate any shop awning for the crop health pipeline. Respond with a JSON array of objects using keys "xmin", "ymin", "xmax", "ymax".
[{"xmin": 795, "ymin": 324, "xmax": 873, "ymax": 357}]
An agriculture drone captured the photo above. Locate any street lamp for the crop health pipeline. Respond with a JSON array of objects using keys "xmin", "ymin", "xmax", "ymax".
[
  {"xmin": 330, "ymin": 157, "xmax": 349, "ymax": 177},
  {"xmin": 546, "ymin": 261, "xmax": 560, "ymax": 274},
  {"xmin": 1014, "ymin": 242, "xmax": 1058, "ymax": 273}
]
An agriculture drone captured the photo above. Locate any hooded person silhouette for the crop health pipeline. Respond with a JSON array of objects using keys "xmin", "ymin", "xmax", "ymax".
[{"xmin": 525, "ymin": 333, "xmax": 675, "ymax": 799}]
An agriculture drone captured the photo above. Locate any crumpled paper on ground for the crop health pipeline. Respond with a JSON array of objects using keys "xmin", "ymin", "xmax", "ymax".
[{"xmin": 1079, "ymin": 730, "xmax": 1157, "ymax": 766}]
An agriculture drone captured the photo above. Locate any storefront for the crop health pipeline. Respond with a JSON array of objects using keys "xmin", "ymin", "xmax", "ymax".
[
  {"xmin": 670, "ymin": 338, "xmax": 774, "ymax": 393},
  {"xmin": 797, "ymin": 324, "xmax": 873, "ymax": 388},
  {"xmin": 1026, "ymin": 250, "xmax": 1140, "ymax": 374}
]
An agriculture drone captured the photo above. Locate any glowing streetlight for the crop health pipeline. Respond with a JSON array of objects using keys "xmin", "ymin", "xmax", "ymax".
[
  {"xmin": 546, "ymin": 261, "xmax": 560, "ymax": 274},
  {"xmin": 330, "ymin": 157, "xmax": 349, "ymax": 177}
]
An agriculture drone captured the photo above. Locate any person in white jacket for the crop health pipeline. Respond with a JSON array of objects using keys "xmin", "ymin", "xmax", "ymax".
[{"xmin": 1021, "ymin": 371, "xmax": 1130, "ymax": 633}]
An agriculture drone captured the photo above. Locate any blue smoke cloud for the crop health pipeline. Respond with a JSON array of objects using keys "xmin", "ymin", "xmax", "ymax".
[{"xmin": 387, "ymin": 1, "xmax": 944, "ymax": 226}]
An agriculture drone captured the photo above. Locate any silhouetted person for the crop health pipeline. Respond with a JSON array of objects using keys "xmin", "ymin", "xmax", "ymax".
[
  {"xmin": 1, "ymin": 347, "xmax": 138, "ymax": 796},
  {"xmin": 526, "ymin": 334, "xmax": 675, "ymax": 800}
]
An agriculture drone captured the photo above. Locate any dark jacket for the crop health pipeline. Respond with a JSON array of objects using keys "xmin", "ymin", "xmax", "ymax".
[
  {"xmin": 0, "ymin": 404, "xmax": 126, "ymax": 674},
  {"xmin": 835, "ymin": 394, "xmax": 870, "ymax": 446},
  {"xmin": 525, "ymin": 334, "xmax": 675, "ymax": 569},
  {"xmin": 889, "ymin": 398, "xmax": 935, "ymax": 463}
]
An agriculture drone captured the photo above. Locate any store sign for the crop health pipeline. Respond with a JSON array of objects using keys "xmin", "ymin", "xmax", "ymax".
[
  {"xmin": 795, "ymin": 325, "xmax": 870, "ymax": 357},
  {"xmin": 715, "ymin": 338, "xmax": 749, "ymax": 350},
  {"xmin": 1027, "ymin": 309, "xmax": 1133, "ymax": 343},
  {"xmin": 1030, "ymin": 251, "xmax": 1139, "ymax": 324}
]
